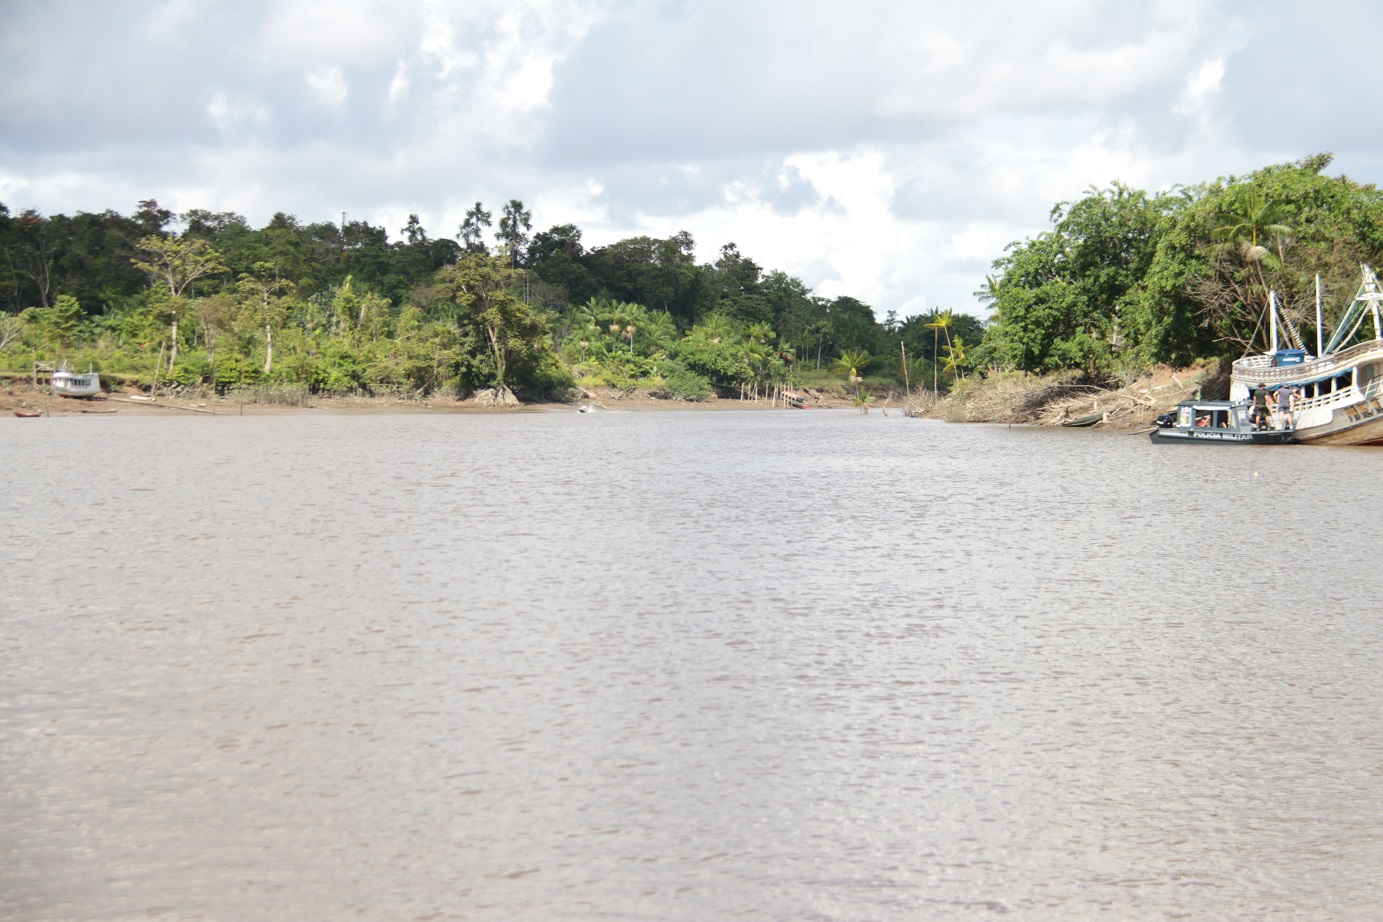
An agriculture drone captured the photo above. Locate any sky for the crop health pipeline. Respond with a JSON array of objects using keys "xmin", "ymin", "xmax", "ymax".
[{"xmin": 2, "ymin": 0, "xmax": 1381, "ymax": 321}]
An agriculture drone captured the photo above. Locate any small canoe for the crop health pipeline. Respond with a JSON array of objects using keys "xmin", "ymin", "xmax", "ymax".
[
  {"xmin": 1061, "ymin": 412, "xmax": 1103, "ymax": 428},
  {"xmin": 14, "ymin": 411, "xmax": 41, "ymax": 418}
]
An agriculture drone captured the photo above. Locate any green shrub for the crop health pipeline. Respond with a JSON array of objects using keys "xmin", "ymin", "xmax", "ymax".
[
  {"xmin": 653, "ymin": 361, "xmax": 713, "ymax": 400},
  {"xmin": 666, "ymin": 338, "xmax": 751, "ymax": 389}
]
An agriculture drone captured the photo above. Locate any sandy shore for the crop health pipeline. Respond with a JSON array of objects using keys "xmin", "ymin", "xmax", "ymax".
[{"xmin": 1, "ymin": 386, "xmax": 853, "ymax": 418}]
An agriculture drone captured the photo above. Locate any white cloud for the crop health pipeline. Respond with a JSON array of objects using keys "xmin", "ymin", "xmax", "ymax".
[
  {"xmin": 387, "ymin": 62, "xmax": 410, "ymax": 106},
  {"xmin": 1174, "ymin": 58, "xmax": 1226, "ymax": 122},
  {"xmin": 143, "ymin": 0, "xmax": 205, "ymax": 42},
  {"xmin": 207, "ymin": 92, "xmax": 270, "ymax": 133},
  {"xmin": 0, "ymin": 169, "xmax": 32, "ymax": 202},
  {"xmin": 4, "ymin": 0, "xmax": 1383, "ymax": 320},
  {"xmin": 260, "ymin": 0, "xmax": 422, "ymax": 70},
  {"xmin": 305, "ymin": 66, "xmax": 349, "ymax": 109}
]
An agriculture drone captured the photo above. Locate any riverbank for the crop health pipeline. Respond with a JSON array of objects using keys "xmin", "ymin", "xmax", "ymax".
[
  {"xmin": 908, "ymin": 362, "xmax": 1227, "ymax": 430},
  {"xmin": 0, "ymin": 383, "xmax": 855, "ymax": 417},
  {"xmin": 5, "ymin": 369, "xmax": 1214, "ymax": 424}
]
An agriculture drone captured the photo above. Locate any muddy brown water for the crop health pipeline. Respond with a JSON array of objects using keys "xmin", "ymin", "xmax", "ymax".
[{"xmin": 3, "ymin": 410, "xmax": 1383, "ymax": 920}]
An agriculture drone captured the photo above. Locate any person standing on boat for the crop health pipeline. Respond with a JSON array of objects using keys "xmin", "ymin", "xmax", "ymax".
[
  {"xmin": 1276, "ymin": 384, "xmax": 1298, "ymax": 430},
  {"xmin": 1251, "ymin": 383, "xmax": 1271, "ymax": 430}
]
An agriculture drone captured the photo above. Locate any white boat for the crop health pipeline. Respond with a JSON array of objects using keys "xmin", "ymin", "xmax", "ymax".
[
  {"xmin": 51, "ymin": 363, "xmax": 102, "ymax": 398},
  {"xmin": 1230, "ymin": 267, "xmax": 1383, "ymax": 446}
]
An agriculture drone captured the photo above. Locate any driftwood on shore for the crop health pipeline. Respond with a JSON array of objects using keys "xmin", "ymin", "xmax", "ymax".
[
  {"xmin": 905, "ymin": 364, "xmax": 1224, "ymax": 430},
  {"xmin": 103, "ymin": 395, "xmax": 217, "ymax": 414}
]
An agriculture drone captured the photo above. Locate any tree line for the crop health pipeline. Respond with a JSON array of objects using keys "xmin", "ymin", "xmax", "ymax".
[
  {"xmin": 0, "ymin": 198, "xmax": 982, "ymax": 400},
  {"xmin": 974, "ymin": 153, "xmax": 1383, "ymax": 378}
]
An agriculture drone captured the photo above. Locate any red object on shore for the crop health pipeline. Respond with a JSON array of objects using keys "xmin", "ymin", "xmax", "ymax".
[{"xmin": 14, "ymin": 411, "xmax": 41, "ymax": 417}]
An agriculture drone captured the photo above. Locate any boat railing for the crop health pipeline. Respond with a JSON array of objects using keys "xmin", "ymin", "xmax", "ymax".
[
  {"xmin": 1293, "ymin": 385, "xmax": 1357, "ymax": 415},
  {"xmin": 1232, "ymin": 339, "xmax": 1383, "ymax": 385},
  {"xmin": 1286, "ymin": 378, "xmax": 1383, "ymax": 417}
]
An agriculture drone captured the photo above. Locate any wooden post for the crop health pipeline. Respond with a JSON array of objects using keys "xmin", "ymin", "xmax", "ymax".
[
  {"xmin": 901, "ymin": 341, "xmax": 910, "ymax": 398},
  {"xmin": 152, "ymin": 341, "xmax": 165, "ymax": 398}
]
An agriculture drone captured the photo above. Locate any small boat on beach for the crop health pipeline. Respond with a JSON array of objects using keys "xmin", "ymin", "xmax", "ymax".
[
  {"xmin": 1149, "ymin": 399, "xmax": 1294, "ymax": 445},
  {"xmin": 1061, "ymin": 411, "xmax": 1103, "ymax": 428},
  {"xmin": 50, "ymin": 363, "xmax": 101, "ymax": 398},
  {"xmin": 14, "ymin": 411, "xmax": 41, "ymax": 418}
]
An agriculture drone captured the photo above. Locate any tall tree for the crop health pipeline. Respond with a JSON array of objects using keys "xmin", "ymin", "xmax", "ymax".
[
  {"xmin": 28, "ymin": 294, "xmax": 87, "ymax": 360},
  {"xmin": 978, "ymin": 183, "xmax": 1159, "ymax": 375},
  {"xmin": 13, "ymin": 210, "xmax": 57, "ymax": 308},
  {"xmin": 401, "ymin": 214, "xmax": 428, "ymax": 245},
  {"xmin": 924, "ymin": 309, "xmax": 954, "ymax": 394},
  {"xmin": 190, "ymin": 294, "xmax": 235, "ymax": 390},
  {"xmin": 433, "ymin": 252, "xmax": 549, "ymax": 396},
  {"xmin": 132, "ymin": 235, "xmax": 228, "ymax": 373},
  {"xmin": 235, "ymin": 264, "xmax": 294, "ymax": 375},
  {"xmin": 133, "ymin": 199, "xmax": 174, "ymax": 237},
  {"xmin": 458, "ymin": 202, "xmax": 492, "ymax": 254},
  {"xmin": 496, "ymin": 199, "xmax": 532, "ymax": 267}
]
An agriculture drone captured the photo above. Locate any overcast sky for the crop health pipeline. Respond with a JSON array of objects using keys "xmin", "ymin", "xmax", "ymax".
[{"xmin": 2, "ymin": 0, "xmax": 1379, "ymax": 320}]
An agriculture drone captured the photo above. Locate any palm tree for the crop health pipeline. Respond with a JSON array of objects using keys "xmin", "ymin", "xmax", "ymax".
[
  {"xmin": 458, "ymin": 202, "xmax": 491, "ymax": 253},
  {"xmin": 570, "ymin": 298, "xmax": 603, "ymax": 334},
  {"xmin": 739, "ymin": 340, "xmax": 774, "ymax": 398},
  {"xmin": 832, "ymin": 348, "xmax": 870, "ymax": 383},
  {"xmin": 1213, "ymin": 187, "xmax": 1293, "ymax": 313},
  {"xmin": 692, "ymin": 313, "xmax": 735, "ymax": 344},
  {"xmin": 643, "ymin": 311, "xmax": 677, "ymax": 351},
  {"xmin": 850, "ymin": 388, "xmax": 876, "ymax": 414},
  {"xmin": 496, "ymin": 199, "xmax": 532, "ymax": 267},
  {"xmin": 973, "ymin": 275, "xmax": 1000, "ymax": 308},
  {"xmin": 400, "ymin": 214, "xmax": 428, "ymax": 245},
  {"xmin": 595, "ymin": 300, "xmax": 646, "ymax": 353},
  {"xmin": 923, "ymin": 309, "xmax": 955, "ymax": 394},
  {"xmin": 744, "ymin": 322, "xmax": 775, "ymax": 345},
  {"xmin": 942, "ymin": 337, "xmax": 967, "ymax": 381}
]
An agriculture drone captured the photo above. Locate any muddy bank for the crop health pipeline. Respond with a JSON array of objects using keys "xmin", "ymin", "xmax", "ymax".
[
  {"xmin": 0, "ymin": 383, "xmax": 853, "ymax": 418},
  {"xmin": 907, "ymin": 363, "xmax": 1229, "ymax": 430}
]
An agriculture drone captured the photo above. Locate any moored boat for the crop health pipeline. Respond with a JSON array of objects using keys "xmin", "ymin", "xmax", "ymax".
[
  {"xmin": 1230, "ymin": 267, "xmax": 1383, "ymax": 445},
  {"xmin": 1061, "ymin": 411, "xmax": 1103, "ymax": 428},
  {"xmin": 50, "ymin": 363, "xmax": 101, "ymax": 398},
  {"xmin": 1149, "ymin": 399, "xmax": 1294, "ymax": 445}
]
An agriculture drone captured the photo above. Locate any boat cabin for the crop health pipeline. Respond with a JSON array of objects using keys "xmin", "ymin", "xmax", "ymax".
[
  {"xmin": 50, "ymin": 364, "xmax": 102, "ymax": 398},
  {"xmin": 1150, "ymin": 399, "xmax": 1295, "ymax": 445},
  {"xmin": 1175, "ymin": 402, "xmax": 1246, "ymax": 430}
]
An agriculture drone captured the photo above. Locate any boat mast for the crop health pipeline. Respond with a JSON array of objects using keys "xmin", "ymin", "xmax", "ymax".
[
  {"xmin": 1374, "ymin": 285, "xmax": 1383, "ymax": 342},
  {"xmin": 1316, "ymin": 274, "xmax": 1323, "ymax": 357},
  {"xmin": 1324, "ymin": 265, "xmax": 1383, "ymax": 354},
  {"xmin": 1269, "ymin": 292, "xmax": 1279, "ymax": 354}
]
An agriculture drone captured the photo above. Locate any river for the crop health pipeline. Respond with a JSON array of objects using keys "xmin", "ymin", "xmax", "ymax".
[{"xmin": 3, "ymin": 408, "xmax": 1382, "ymax": 920}]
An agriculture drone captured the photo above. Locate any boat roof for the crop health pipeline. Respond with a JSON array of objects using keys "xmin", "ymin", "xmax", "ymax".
[{"xmin": 1174, "ymin": 400, "xmax": 1240, "ymax": 410}]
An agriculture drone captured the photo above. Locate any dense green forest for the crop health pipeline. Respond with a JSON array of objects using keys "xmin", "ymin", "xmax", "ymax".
[
  {"xmin": 976, "ymin": 153, "xmax": 1383, "ymax": 377},
  {"xmin": 6, "ymin": 153, "xmax": 1375, "ymax": 403},
  {"xmin": 0, "ymin": 198, "xmax": 981, "ymax": 401}
]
